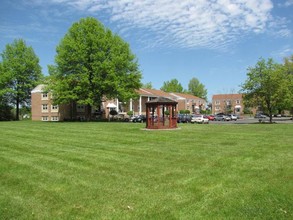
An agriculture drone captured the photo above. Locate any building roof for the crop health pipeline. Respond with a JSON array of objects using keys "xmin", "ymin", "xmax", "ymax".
[
  {"xmin": 31, "ymin": 84, "xmax": 46, "ymax": 93},
  {"xmin": 212, "ymin": 94, "xmax": 243, "ymax": 100},
  {"xmin": 137, "ymin": 88, "xmax": 174, "ymax": 98},
  {"xmin": 146, "ymin": 97, "xmax": 178, "ymax": 104},
  {"xmin": 170, "ymin": 92, "xmax": 205, "ymax": 101},
  {"xmin": 136, "ymin": 89, "xmax": 206, "ymax": 103}
]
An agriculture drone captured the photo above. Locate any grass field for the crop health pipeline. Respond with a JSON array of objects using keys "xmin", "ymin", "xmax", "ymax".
[{"xmin": 0, "ymin": 121, "xmax": 292, "ymax": 219}]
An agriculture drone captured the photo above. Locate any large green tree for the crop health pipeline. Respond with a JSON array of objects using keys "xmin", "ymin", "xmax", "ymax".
[
  {"xmin": 48, "ymin": 17, "xmax": 141, "ymax": 120},
  {"xmin": 0, "ymin": 39, "xmax": 42, "ymax": 120},
  {"xmin": 187, "ymin": 77, "xmax": 207, "ymax": 100},
  {"xmin": 241, "ymin": 58, "xmax": 292, "ymax": 122},
  {"xmin": 160, "ymin": 78, "xmax": 183, "ymax": 93},
  {"xmin": 283, "ymin": 55, "xmax": 293, "ymax": 115}
]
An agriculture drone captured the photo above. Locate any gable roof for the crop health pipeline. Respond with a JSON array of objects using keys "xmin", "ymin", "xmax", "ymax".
[
  {"xmin": 212, "ymin": 94, "xmax": 243, "ymax": 100},
  {"xmin": 146, "ymin": 97, "xmax": 178, "ymax": 104},
  {"xmin": 31, "ymin": 84, "xmax": 46, "ymax": 93},
  {"xmin": 137, "ymin": 88, "xmax": 173, "ymax": 98},
  {"xmin": 170, "ymin": 92, "xmax": 205, "ymax": 101}
]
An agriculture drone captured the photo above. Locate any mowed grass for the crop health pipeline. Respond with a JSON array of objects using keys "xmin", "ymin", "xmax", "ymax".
[{"xmin": 0, "ymin": 121, "xmax": 292, "ymax": 219}]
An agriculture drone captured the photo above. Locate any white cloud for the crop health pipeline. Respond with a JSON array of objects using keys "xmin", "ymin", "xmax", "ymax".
[
  {"xmin": 39, "ymin": 0, "xmax": 286, "ymax": 49},
  {"xmin": 271, "ymin": 45, "xmax": 293, "ymax": 59},
  {"xmin": 285, "ymin": 0, "xmax": 293, "ymax": 6}
]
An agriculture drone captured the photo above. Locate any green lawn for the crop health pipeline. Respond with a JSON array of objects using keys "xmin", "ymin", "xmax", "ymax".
[{"xmin": 0, "ymin": 121, "xmax": 292, "ymax": 219}]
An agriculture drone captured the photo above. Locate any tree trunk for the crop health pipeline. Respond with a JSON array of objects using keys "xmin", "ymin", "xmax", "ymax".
[
  {"xmin": 16, "ymin": 98, "xmax": 20, "ymax": 121},
  {"xmin": 87, "ymin": 104, "xmax": 92, "ymax": 121}
]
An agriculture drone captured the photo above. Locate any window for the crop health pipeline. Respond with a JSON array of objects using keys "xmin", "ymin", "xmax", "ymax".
[
  {"xmin": 215, "ymin": 100, "xmax": 220, "ymax": 105},
  {"xmin": 42, "ymin": 104, "xmax": 48, "ymax": 112},
  {"xmin": 51, "ymin": 116, "xmax": 59, "ymax": 121},
  {"xmin": 236, "ymin": 100, "xmax": 240, "ymax": 104},
  {"xmin": 51, "ymin": 105, "xmax": 58, "ymax": 112},
  {"xmin": 215, "ymin": 106, "xmax": 220, "ymax": 110},
  {"xmin": 226, "ymin": 100, "xmax": 231, "ymax": 105},
  {"xmin": 77, "ymin": 105, "xmax": 85, "ymax": 112},
  {"xmin": 42, "ymin": 93, "xmax": 48, "ymax": 100},
  {"xmin": 42, "ymin": 116, "xmax": 48, "ymax": 121}
]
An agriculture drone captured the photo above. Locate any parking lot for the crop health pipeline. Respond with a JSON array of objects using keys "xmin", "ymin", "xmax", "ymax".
[{"xmin": 209, "ymin": 116, "xmax": 293, "ymax": 124}]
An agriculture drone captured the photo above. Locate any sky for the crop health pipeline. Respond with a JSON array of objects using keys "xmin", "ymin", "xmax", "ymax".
[{"xmin": 1, "ymin": 0, "xmax": 293, "ymax": 101}]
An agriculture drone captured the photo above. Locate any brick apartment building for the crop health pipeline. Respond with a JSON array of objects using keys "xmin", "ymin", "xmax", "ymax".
[
  {"xmin": 31, "ymin": 85, "xmax": 206, "ymax": 121},
  {"xmin": 212, "ymin": 93, "xmax": 244, "ymax": 115}
]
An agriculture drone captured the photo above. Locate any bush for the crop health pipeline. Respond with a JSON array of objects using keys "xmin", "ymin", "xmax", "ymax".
[
  {"xmin": 127, "ymin": 110, "xmax": 134, "ymax": 116},
  {"xmin": 0, "ymin": 103, "xmax": 14, "ymax": 121},
  {"xmin": 179, "ymin": 109, "xmax": 190, "ymax": 114}
]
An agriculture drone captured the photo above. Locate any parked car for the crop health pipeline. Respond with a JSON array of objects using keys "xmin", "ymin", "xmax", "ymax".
[
  {"xmin": 206, "ymin": 115, "xmax": 215, "ymax": 121},
  {"xmin": 228, "ymin": 114, "xmax": 237, "ymax": 121},
  {"xmin": 132, "ymin": 115, "xmax": 146, "ymax": 123},
  {"xmin": 254, "ymin": 113, "xmax": 266, "ymax": 119},
  {"xmin": 214, "ymin": 115, "xmax": 231, "ymax": 121},
  {"xmin": 191, "ymin": 115, "xmax": 209, "ymax": 124},
  {"xmin": 177, "ymin": 114, "xmax": 191, "ymax": 123}
]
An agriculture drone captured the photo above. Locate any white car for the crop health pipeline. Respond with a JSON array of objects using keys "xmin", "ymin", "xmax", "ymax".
[
  {"xmin": 228, "ymin": 114, "xmax": 237, "ymax": 121},
  {"xmin": 191, "ymin": 115, "xmax": 209, "ymax": 124}
]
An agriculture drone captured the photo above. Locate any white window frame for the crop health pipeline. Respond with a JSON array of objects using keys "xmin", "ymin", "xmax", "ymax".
[
  {"xmin": 42, "ymin": 104, "xmax": 48, "ymax": 112},
  {"xmin": 51, "ymin": 116, "xmax": 59, "ymax": 121},
  {"xmin": 42, "ymin": 116, "xmax": 48, "ymax": 121},
  {"xmin": 51, "ymin": 105, "xmax": 58, "ymax": 112},
  {"xmin": 215, "ymin": 100, "xmax": 220, "ymax": 105},
  {"xmin": 41, "ymin": 93, "xmax": 48, "ymax": 100}
]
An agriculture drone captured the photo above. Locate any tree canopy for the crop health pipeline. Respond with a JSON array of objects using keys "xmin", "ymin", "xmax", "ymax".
[
  {"xmin": 142, "ymin": 82, "xmax": 153, "ymax": 89},
  {"xmin": 0, "ymin": 39, "xmax": 42, "ymax": 120},
  {"xmin": 241, "ymin": 57, "xmax": 293, "ymax": 122},
  {"xmin": 48, "ymin": 17, "xmax": 142, "ymax": 119},
  {"xmin": 187, "ymin": 77, "xmax": 207, "ymax": 100},
  {"xmin": 160, "ymin": 78, "xmax": 183, "ymax": 93}
]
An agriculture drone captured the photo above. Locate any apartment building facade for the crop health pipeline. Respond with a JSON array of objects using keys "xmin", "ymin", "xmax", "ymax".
[
  {"xmin": 31, "ymin": 85, "xmax": 206, "ymax": 121},
  {"xmin": 212, "ymin": 93, "xmax": 244, "ymax": 115}
]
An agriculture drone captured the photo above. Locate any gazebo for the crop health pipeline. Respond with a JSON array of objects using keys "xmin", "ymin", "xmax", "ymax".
[{"xmin": 146, "ymin": 97, "xmax": 178, "ymax": 129}]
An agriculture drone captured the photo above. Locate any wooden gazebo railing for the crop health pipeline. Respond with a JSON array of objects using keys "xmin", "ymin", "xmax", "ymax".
[{"xmin": 146, "ymin": 97, "xmax": 178, "ymax": 129}]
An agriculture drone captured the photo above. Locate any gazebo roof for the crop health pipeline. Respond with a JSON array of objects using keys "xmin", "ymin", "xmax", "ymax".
[{"xmin": 146, "ymin": 97, "xmax": 178, "ymax": 105}]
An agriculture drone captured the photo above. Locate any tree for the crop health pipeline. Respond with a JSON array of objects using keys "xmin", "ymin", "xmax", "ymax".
[
  {"xmin": 187, "ymin": 77, "xmax": 207, "ymax": 100},
  {"xmin": 283, "ymin": 55, "xmax": 293, "ymax": 115},
  {"xmin": 160, "ymin": 79, "xmax": 183, "ymax": 93},
  {"xmin": 48, "ymin": 17, "xmax": 142, "ymax": 120},
  {"xmin": 241, "ymin": 58, "xmax": 292, "ymax": 123},
  {"xmin": 0, "ymin": 39, "xmax": 42, "ymax": 120},
  {"xmin": 284, "ymin": 55, "xmax": 293, "ymax": 75},
  {"xmin": 142, "ymin": 82, "xmax": 153, "ymax": 89}
]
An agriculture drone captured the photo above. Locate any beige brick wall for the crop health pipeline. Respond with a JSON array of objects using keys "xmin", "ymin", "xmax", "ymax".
[{"xmin": 31, "ymin": 93, "xmax": 42, "ymax": 121}]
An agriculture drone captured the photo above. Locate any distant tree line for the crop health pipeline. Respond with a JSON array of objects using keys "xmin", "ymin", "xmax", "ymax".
[{"xmin": 142, "ymin": 77, "xmax": 208, "ymax": 100}]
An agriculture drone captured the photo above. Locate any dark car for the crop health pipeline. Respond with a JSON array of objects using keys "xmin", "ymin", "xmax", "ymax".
[
  {"xmin": 177, "ymin": 114, "xmax": 192, "ymax": 123},
  {"xmin": 132, "ymin": 115, "xmax": 146, "ymax": 123}
]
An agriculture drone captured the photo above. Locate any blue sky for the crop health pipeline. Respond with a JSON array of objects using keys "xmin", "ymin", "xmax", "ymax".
[{"xmin": 1, "ymin": 0, "xmax": 293, "ymax": 101}]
